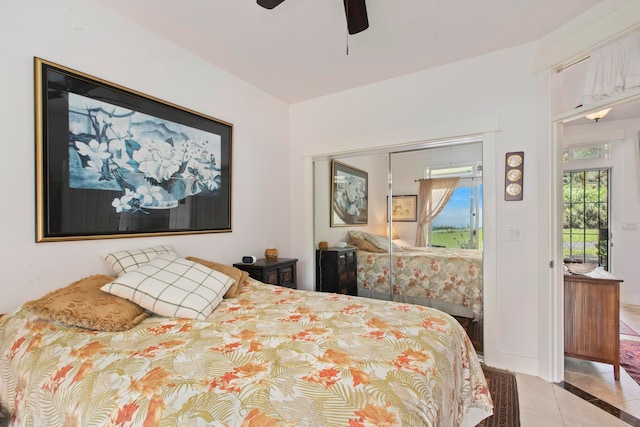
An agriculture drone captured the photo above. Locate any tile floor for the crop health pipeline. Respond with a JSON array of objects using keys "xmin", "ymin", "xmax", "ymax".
[{"xmin": 515, "ymin": 303, "xmax": 640, "ymax": 426}]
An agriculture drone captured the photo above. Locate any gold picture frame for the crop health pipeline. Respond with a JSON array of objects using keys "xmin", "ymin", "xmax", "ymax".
[{"xmin": 35, "ymin": 58, "xmax": 233, "ymax": 242}]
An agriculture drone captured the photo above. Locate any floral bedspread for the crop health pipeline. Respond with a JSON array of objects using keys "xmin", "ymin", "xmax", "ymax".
[
  {"xmin": 356, "ymin": 247, "xmax": 484, "ymax": 320},
  {"xmin": 0, "ymin": 280, "xmax": 492, "ymax": 426}
]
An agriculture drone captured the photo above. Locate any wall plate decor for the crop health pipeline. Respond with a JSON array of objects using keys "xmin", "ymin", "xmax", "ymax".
[
  {"xmin": 330, "ymin": 160, "xmax": 368, "ymax": 226},
  {"xmin": 504, "ymin": 151, "xmax": 524, "ymax": 201},
  {"xmin": 35, "ymin": 58, "xmax": 232, "ymax": 242}
]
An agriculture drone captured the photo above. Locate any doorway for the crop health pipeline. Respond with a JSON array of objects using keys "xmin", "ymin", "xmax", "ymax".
[{"xmin": 552, "ymin": 92, "xmax": 640, "ymax": 383}]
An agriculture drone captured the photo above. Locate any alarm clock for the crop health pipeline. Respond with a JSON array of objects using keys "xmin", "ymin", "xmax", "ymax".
[{"xmin": 242, "ymin": 256, "xmax": 256, "ymax": 264}]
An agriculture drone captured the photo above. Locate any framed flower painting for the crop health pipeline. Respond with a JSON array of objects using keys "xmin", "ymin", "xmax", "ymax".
[
  {"xmin": 330, "ymin": 160, "xmax": 368, "ymax": 226},
  {"xmin": 35, "ymin": 58, "xmax": 232, "ymax": 242}
]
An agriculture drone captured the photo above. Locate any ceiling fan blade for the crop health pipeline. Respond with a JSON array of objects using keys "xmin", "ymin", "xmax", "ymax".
[
  {"xmin": 257, "ymin": 0, "xmax": 285, "ymax": 9},
  {"xmin": 344, "ymin": 0, "xmax": 369, "ymax": 34}
]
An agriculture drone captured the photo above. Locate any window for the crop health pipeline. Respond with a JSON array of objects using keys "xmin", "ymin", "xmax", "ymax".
[
  {"xmin": 562, "ymin": 169, "xmax": 609, "ymax": 269},
  {"xmin": 429, "ymin": 180, "xmax": 483, "ymax": 249},
  {"xmin": 563, "ymin": 143, "xmax": 611, "ymax": 164}
]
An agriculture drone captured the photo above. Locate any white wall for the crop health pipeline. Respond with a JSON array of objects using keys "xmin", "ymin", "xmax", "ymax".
[
  {"xmin": 0, "ymin": 0, "xmax": 291, "ymax": 313},
  {"xmin": 291, "ymin": 0, "xmax": 640, "ymax": 380},
  {"xmin": 290, "ymin": 43, "xmax": 542, "ymax": 375}
]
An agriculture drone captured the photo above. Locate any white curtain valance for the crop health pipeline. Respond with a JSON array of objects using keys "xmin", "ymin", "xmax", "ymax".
[{"xmin": 582, "ymin": 32, "xmax": 640, "ymax": 106}]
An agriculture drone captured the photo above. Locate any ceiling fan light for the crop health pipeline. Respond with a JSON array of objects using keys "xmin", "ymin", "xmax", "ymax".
[{"xmin": 585, "ymin": 108, "xmax": 612, "ymax": 122}]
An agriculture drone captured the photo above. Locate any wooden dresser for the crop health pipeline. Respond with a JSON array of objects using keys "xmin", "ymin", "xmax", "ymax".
[{"xmin": 564, "ymin": 273, "xmax": 623, "ymax": 380}]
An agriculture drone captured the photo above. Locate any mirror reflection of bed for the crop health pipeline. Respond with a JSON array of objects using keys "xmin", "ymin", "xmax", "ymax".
[
  {"xmin": 313, "ymin": 139, "xmax": 484, "ymax": 328},
  {"xmin": 351, "ymin": 231, "xmax": 483, "ymax": 321}
]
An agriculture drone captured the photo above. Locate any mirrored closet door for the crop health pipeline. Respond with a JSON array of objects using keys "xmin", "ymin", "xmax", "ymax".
[{"xmin": 313, "ymin": 139, "xmax": 484, "ymax": 322}]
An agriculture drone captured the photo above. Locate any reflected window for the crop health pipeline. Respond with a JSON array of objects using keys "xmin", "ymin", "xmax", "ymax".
[{"xmin": 430, "ymin": 184, "xmax": 483, "ymax": 249}]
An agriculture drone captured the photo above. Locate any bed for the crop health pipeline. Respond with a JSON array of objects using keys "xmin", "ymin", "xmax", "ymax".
[
  {"xmin": 348, "ymin": 231, "xmax": 483, "ymax": 321},
  {"xmin": 0, "ymin": 247, "xmax": 492, "ymax": 426}
]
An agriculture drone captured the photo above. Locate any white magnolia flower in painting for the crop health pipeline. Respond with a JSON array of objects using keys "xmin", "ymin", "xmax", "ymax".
[
  {"xmin": 112, "ymin": 198, "xmax": 128, "ymax": 213},
  {"xmin": 75, "ymin": 139, "xmax": 111, "ymax": 172},
  {"xmin": 133, "ymin": 140, "xmax": 182, "ymax": 182},
  {"xmin": 112, "ymin": 189, "xmax": 138, "ymax": 213},
  {"xmin": 135, "ymin": 182, "xmax": 166, "ymax": 206}
]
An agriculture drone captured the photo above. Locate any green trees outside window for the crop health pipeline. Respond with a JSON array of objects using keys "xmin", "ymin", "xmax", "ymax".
[{"xmin": 563, "ymin": 169, "xmax": 609, "ymax": 269}]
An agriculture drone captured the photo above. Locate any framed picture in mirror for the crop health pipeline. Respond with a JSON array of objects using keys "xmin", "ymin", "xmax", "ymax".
[
  {"xmin": 330, "ymin": 160, "xmax": 368, "ymax": 226},
  {"xmin": 388, "ymin": 195, "xmax": 418, "ymax": 222}
]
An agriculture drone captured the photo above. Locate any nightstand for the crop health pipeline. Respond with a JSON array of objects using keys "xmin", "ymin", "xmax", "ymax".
[
  {"xmin": 233, "ymin": 258, "xmax": 298, "ymax": 289},
  {"xmin": 316, "ymin": 247, "xmax": 357, "ymax": 296}
]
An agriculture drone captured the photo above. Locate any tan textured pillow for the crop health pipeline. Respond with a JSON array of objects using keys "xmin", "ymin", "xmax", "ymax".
[
  {"xmin": 348, "ymin": 230, "xmax": 403, "ymax": 252},
  {"xmin": 350, "ymin": 237, "xmax": 385, "ymax": 253},
  {"xmin": 186, "ymin": 256, "xmax": 249, "ymax": 298},
  {"xmin": 23, "ymin": 275, "xmax": 149, "ymax": 331}
]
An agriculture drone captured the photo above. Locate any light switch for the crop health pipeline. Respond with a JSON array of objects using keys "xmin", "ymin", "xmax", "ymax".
[{"xmin": 506, "ymin": 226, "xmax": 523, "ymax": 241}]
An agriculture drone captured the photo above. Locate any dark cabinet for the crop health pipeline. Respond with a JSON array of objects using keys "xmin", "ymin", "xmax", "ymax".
[
  {"xmin": 316, "ymin": 247, "xmax": 357, "ymax": 296},
  {"xmin": 233, "ymin": 258, "xmax": 297, "ymax": 289}
]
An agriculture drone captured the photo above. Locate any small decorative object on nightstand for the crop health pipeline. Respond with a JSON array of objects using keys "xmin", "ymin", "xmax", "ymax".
[
  {"xmin": 234, "ymin": 257, "xmax": 297, "ymax": 289},
  {"xmin": 316, "ymin": 247, "xmax": 357, "ymax": 296},
  {"xmin": 264, "ymin": 247, "xmax": 279, "ymax": 259}
]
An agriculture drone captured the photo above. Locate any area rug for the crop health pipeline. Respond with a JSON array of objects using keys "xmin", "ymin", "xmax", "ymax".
[
  {"xmin": 453, "ymin": 315, "xmax": 483, "ymax": 353},
  {"xmin": 621, "ymin": 339, "xmax": 640, "ymax": 386},
  {"xmin": 479, "ymin": 364, "xmax": 520, "ymax": 427},
  {"xmin": 620, "ymin": 321, "xmax": 639, "ymax": 336}
]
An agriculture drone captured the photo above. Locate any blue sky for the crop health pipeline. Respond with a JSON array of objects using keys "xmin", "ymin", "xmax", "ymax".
[{"xmin": 432, "ymin": 186, "xmax": 483, "ymax": 228}]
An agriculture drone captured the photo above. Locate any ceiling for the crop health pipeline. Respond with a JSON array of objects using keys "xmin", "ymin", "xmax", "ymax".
[
  {"xmin": 98, "ymin": 0, "xmax": 604, "ymax": 104},
  {"xmin": 564, "ymin": 98, "xmax": 640, "ymax": 126}
]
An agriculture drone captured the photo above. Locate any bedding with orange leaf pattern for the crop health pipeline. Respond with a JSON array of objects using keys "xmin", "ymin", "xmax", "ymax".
[
  {"xmin": 0, "ymin": 279, "xmax": 492, "ymax": 426},
  {"xmin": 356, "ymin": 247, "xmax": 484, "ymax": 321}
]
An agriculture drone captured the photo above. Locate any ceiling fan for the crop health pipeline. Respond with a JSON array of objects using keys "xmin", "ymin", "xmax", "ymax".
[{"xmin": 257, "ymin": 0, "xmax": 369, "ymax": 35}]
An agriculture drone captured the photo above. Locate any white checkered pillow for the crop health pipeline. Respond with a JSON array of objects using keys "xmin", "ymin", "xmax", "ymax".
[
  {"xmin": 104, "ymin": 245, "xmax": 177, "ymax": 276},
  {"xmin": 101, "ymin": 254, "xmax": 234, "ymax": 320}
]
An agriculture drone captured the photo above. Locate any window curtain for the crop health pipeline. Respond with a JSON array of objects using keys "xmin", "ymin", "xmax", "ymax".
[
  {"xmin": 415, "ymin": 177, "xmax": 460, "ymax": 247},
  {"xmin": 583, "ymin": 32, "xmax": 640, "ymax": 105}
]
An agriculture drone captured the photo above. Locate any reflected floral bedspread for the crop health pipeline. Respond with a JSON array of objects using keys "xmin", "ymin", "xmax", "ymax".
[
  {"xmin": 0, "ymin": 280, "xmax": 491, "ymax": 426},
  {"xmin": 356, "ymin": 247, "xmax": 483, "ymax": 320}
]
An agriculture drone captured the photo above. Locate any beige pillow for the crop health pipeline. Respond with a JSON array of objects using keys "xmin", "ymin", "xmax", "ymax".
[
  {"xmin": 348, "ymin": 230, "xmax": 404, "ymax": 252},
  {"xmin": 186, "ymin": 256, "xmax": 249, "ymax": 298},
  {"xmin": 23, "ymin": 275, "xmax": 149, "ymax": 331},
  {"xmin": 350, "ymin": 237, "xmax": 385, "ymax": 253}
]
